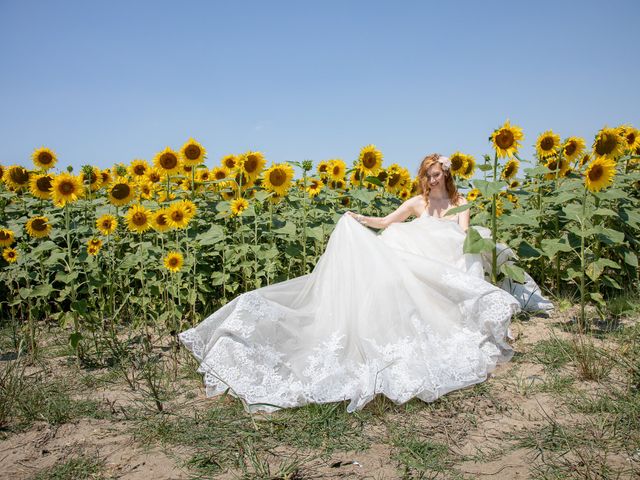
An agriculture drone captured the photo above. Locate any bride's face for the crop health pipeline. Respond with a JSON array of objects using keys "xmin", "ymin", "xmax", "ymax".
[{"xmin": 426, "ymin": 164, "xmax": 446, "ymax": 190}]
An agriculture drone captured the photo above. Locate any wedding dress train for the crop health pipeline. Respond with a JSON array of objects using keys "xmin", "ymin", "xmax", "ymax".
[{"xmin": 179, "ymin": 211, "xmax": 547, "ymax": 413}]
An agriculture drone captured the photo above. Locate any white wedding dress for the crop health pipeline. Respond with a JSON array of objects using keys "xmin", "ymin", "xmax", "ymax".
[{"xmin": 179, "ymin": 210, "xmax": 549, "ymax": 413}]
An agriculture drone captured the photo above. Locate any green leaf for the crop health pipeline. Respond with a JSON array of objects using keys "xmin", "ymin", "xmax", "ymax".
[
  {"xmin": 473, "ymin": 179, "xmax": 506, "ymax": 197},
  {"xmin": 562, "ymin": 204, "xmax": 585, "ymax": 222},
  {"xmin": 444, "ymin": 203, "xmax": 472, "ymax": 217},
  {"xmin": 601, "ymin": 275, "xmax": 622, "ymax": 290},
  {"xmin": 499, "ymin": 214, "xmax": 539, "ymax": 227},
  {"xmin": 32, "ymin": 284, "xmax": 54, "ymax": 298},
  {"xmin": 590, "ymin": 292, "xmax": 606, "ymax": 307},
  {"xmin": 363, "ymin": 176, "xmax": 384, "ymax": 188},
  {"xmin": 624, "ymin": 251, "xmax": 638, "ymax": 267},
  {"xmin": 517, "ymin": 241, "xmax": 542, "ymax": 259},
  {"xmin": 196, "ymin": 224, "xmax": 226, "ymax": 246},
  {"xmin": 18, "ymin": 287, "xmax": 32, "ymax": 299},
  {"xmin": 500, "ymin": 263, "xmax": 526, "ymax": 283},
  {"xmin": 593, "ymin": 208, "xmax": 618, "ymax": 218},
  {"xmin": 350, "ymin": 189, "xmax": 378, "ymax": 204},
  {"xmin": 463, "ymin": 227, "xmax": 495, "ymax": 254},
  {"xmin": 591, "ymin": 225, "xmax": 625, "ymax": 244},
  {"xmin": 69, "ymin": 331, "xmax": 83, "ymax": 350},
  {"xmin": 273, "ymin": 221, "xmax": 297, "ymax": 237},
  {"xmin": 540, "ymin": 239, "xmax": 573, "ymax": 258},
  {"xmin": 43, "ymin": 251, "xmax": 67, "ymax": 266}
]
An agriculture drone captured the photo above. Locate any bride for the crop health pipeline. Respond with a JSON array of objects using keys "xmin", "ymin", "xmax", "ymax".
[{"xmin": 179, "ymin": 153, "xmax": 546, "ymax": 413}]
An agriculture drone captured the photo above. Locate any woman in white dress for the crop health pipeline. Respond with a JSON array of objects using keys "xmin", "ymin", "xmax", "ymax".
[{"xmin": 179, "ymin": 153, "xmax": 534, "ymax": 413}]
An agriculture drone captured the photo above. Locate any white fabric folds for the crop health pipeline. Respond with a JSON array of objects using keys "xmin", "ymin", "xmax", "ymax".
[{"xmin": 180, "ymin": 211, "xmax": 541, "ymax": 413}]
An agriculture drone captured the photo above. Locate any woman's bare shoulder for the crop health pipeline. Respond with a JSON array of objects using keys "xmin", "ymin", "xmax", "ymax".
[
  {"xmin": 456, "ymin": 194, "xmax": 467, "ymax": 205},
  {"xmin": 408, "ymin": 195, "xmax": 426, "ymax": 215}
]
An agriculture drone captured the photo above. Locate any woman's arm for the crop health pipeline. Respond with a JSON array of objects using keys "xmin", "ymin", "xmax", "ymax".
[
  {"xmin": 457, "ymin": 197, "xmax": 470, "ymax": 231},
  {"xmin": 346, "ymin": 196, "xmax": 421, "ymax": 229}
]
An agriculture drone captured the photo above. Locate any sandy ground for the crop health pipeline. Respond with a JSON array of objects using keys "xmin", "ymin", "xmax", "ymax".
[{"xmin": 1, "ymin": 306, "xmax": 638, "ymax": 479}]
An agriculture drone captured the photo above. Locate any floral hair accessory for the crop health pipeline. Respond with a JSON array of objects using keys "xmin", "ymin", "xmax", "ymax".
[{"xmin": 438, "ymin": 155, "xmax": 451, "ymax": 171}]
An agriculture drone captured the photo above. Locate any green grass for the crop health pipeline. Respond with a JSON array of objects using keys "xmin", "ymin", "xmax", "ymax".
[
  {"xmin": 31, "ymin": 455, "xmax": 107, "ymax": 480},
  {"xmin": 531, "ymin": 337, "xmax": 573, "ymax": 370}
]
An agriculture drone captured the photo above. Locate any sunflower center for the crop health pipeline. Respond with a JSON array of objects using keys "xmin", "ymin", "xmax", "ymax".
[
  {"xmin": 36, "ymin": 176, "xmax": 53, "ymax": 192},
  {"xmin": 504, "ymin": 164, "xmax": 515, "ymax": 177},
  {"xmin": 588, "ymin": 165, "xmax": 604, "ymax": 181},
  {"xmin": 214, "ymin": 170, "xmax": 226, "ymax": 180},
  {"xmin": 0, "ymin": 232, "xmax": 9, "ymax": 241},
  {"xmin": 268, "ymin": 168, "xmax": 287, "ymax": 187},
  {"xmin": 332, "ymin": 166, "xmax": 341, "ymax": 176},
  {"xmin": 547, "ymin": 160, "xmax": 558, "ymax": 171},
  {"xmin": 319, "ymin": 164, "xmax": 328, "ymax": 173},
  {"xmin": 112, "ymin": 183, "xmax": 131, "ymax": 200},
  {"xmin": 160, "ymin": 153, "xmax": 178, "ymax": 170},
  {"xmin": 101, "ymin": 220, "xmax": 113, "ymax": 230},
  {"xmin": 11, "ymin": 168, "xmax": 29, "ymax": 184},
  {"xmin": 627, "ymin": 133, "xmax": 636, "ymax": 146},
  {"xmin": 388, "ymin": 173, "xmax": 401, "ymax": 187},
  {"xmin": 540, "ymin": 137, "xmax": 555, "ymax": 151},
  {"xmin": 59, "ymin": 180, "xmax": 75, "ymax": 195},
  {"xmin": 451, "ymin": 157, "xmax": 464, "ymax": 171},
  {"xmin": 495, "ymin": 130, "xmax": 515, "ymax": 149},
  {"xmin": 156, "ymin": 214, "xmax": 168, "ymax": 226},
  {"xmin": 377, "ymin": 170, "xmax": 388, "ymax": 182},
  {"xmin": 595, "ymin": 134, "xmax": 617, "ymax": 156},
  {"xmin": 171, "ymin": 211, "xmax": 184, "ymax": 222},
  {"xmin": 134, "ymin": 165, "xmax": 146, "ymax": 175},
  {"xmin": 224, "ymin": 157, "xmax": 237, "ymax": 169},
  {"xmin": 169, "ymin": 257, "xmax": 179, "ymax": 267},
  {"xmin": 148, "ymin": 172, "xmax": 161, "ymax": 182},
  {"xmin": 132, "ymin": 212, "xmax": 147, "ymax": 226},
  {"xmin": 32, "ymin": 218, "xmax": 47, "ymax": 232},
  {"xmin": 183, "ymin": 145, "xmax": 200, "ymax": 160},
  {"xmin": 564, "ymin": 142, "xmax": 576, "ymax": 156},
  {"xmin": 38, "ymin": 152, "xmax": 53, "ymax": 165},
  {"xmin": 362, "ymin": 152, "xmax": 377, "ymax": 169}
]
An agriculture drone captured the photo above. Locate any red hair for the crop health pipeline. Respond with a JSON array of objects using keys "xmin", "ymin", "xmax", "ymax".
[{"xmin": 417, "ymin": 153, "xmax": 461, "ymax": 206}]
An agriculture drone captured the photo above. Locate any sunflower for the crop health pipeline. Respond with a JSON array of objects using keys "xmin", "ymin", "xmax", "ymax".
[
  {"xmin": 562, "ymin": 137, "xmax": 586, "ymax": 163},
  {"xmin": 107, "ymin": 177, "xmax": 135, "ymax": 206},
  {"xmin": 151, "ymin": 209, "xmax": 172, "ymax": 232},
  {"xmin": 3, "ymin": 247, "xmax": 18, "ymax": 263},
  {"xmin": 29, "ymin": 173, "xmax": 53, "ymax": 199},
  {"xmin": 358, "ymin": 145, "xmax": 383, "ymax": 175},
  {"xmin": 317, "ymin": 160, "xmax": 331, "ymax": 178},
  {"xmin": 349, "ymin": 167, "xmax": 365, "ymax": 186},
  {"xmin": 386, "ymin": 165, "xmax": 409, "ymax": 194},
  {"xmin": 617, "ymin": 124, "xmax": 640, "ymax": 151},
  {"xmin": 87, "ymin": 237, "xmax": 103, "ymax": 248},
  {"xmin": 154, "ymin": 147, "xmax": 182, "ymax": 175},
  {"xmin": 211, "ymin": 166, "xmax": 230, "ymax": 183},
  {"xmin": 163, "ymin": 251, "xmax": 184, "ymax": 273},
  {"xmin": 240, "ymin": 151, "xmax": 266, "ymax": 180},
  {"xmin": 179, "ymin": 199, "xmax": 197, "ymax": 219},
  {"xmin": 593, "ymin": 127, "xmax": 625, "ymax": 161},
  {"xmin": 494, "ymin": 199, "xmax": 504, "ymax": 217},
  {"xmin": 195, "ymin": 168, "xmax": 211, "ymax": 183},
  {"xmin": 51, "ymin": 173, "xmax": 84, "ymax": 207},
  {"xmin": 544, "ymin": 156, "xmax": 570, "ymax": 180},
  {"xmin": 584, "ymin": 157, "xmax": 616, "ymax": 192},
  {"xmin": 0, "ymin": 165, "xmax": 4, "ymax": 184},
  {"xmin": 459, "ymin": 154, "xmax": 476, "ymax": 180},
  {"xmin": 221, "ymin": 154, "xmax": 239, "ymax": 171},
  {"xmin": 329, "ymin": 178, "xmax": 347, "ymax": 190},
  {"xmin": 306, "ymin": 178, "xmax": 324, "ymax": 197},
  {"xmin": 0, "ymin": 228, "xmax": 16, "ymax": 247},
  {"xmin": 128, "ymin": 159, "xmax": 150, "ymax": 179},
  {"xmin": 100, "ymin": 169, "xmax": 113, "ymax": 187},
  {"xmin": 181, "ymin": 164, "xmax": 194, "ymax": 176},
  {"xmin": 490, "ymin": 120, "xmax": 524, "ymax": 158},
  {"xmin": 509, "ymin": 180, "xmax": 520, "ymax": 189},
  {"xmin": 25, "ymin": 216, "xmax": 51, "ymax": 238},
  {"xmin": 96, "ymin": 214, "xmax": 117, "ymax": 235},
  {"xmin": 3, "ymin": 165, "xmax": 31, "ymax": 191},
  {"xmin": 578, "ymin": 151, "xmax": 592, "ymax": 168},
  {"xmin": 144, "ymin": 167, "xmax": 164, "ymax": 184},
  {"xmin": 123, "ymin": 204, "xmax": 151, "ymax": 233},
  {"xmin": 535, "ymin": 130, "xmax": 561, "ymax": 160},
  {"xmin": 180, "ymin": 138, "xmax": 207, "ymax": 166},
  {"xmin": 262, "ymin": 163, "xmax": 294, "ymax": 196},
  {"xmin": 230, "ymin": 197, "xmax": 249, "ymax": 216},
  {"xmin": 166, "ymin": 202, "xmax": 191, "ymax": 229},
  {"xmin": 80, "ymin": 166, "xmax": 103, "ymax": 192},
  {"xmin": 398, "ymin": 189, "xmax": 411, "ymax": 201},
  {"xmin": 449, "ymin": 153, "xmax": 469, "ymax": 177},
  {"xmin": 501, "ymin": 159, "xmax": 519, "ymax": 180},
  {"xmin": 87, "ymin": 244, "xmax": 101, "ymax": 256},
  {"xmin": 410, "ymin": 178, "xmax": 419, "ymax": 195},
  {"xmin": 328, "ymin": 159, "xmax": 346, "ymax": 181},
  {"xmin": 137, "ymin": 181, "xmax": 156, "ymax": 200},
  {"xmin": 467, "ymin": 188, "xmax": 481, "ymax": 202},
  {"xmin": 31, "ymin": 147, "xmax": 57, "ymax": 170}
]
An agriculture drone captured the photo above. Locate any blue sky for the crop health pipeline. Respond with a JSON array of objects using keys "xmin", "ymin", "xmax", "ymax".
[{"xmin": 1, "ymin": 0, "xmax": 638, "ymax": 176}]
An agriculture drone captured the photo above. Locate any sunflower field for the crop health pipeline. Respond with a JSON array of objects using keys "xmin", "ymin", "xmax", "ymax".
[{"xmin": 1, "ymin": 124, "xmax": 639, "ymax": 363}]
